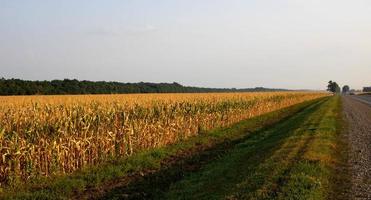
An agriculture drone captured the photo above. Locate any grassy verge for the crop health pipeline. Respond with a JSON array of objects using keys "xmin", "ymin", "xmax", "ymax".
[
  {"xmin": 1, "ymin": 97, "xmax": 327, "ymax": 200},
  {"xmin": 328, "ymin": 96, "xmax": 351, "ymax": 200},
  {"xmin": 163, "ymin": 96, "xmax": 346, "ymax": 199}
]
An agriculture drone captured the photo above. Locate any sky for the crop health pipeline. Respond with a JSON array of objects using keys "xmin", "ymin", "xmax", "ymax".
[{"xmin": 0, "ymin": 0, "xmax": 370, "ymax": 90}]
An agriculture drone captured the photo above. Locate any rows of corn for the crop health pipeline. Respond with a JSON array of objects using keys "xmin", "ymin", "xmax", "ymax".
[{"xmin": 0, "ymin": 92, "xmax": 327, "ymax": 186}]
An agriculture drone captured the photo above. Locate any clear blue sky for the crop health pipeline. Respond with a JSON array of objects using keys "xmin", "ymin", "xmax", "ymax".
[{"xmin": 1, "ymin": 0, "xmax": 370, "ymax": 90}]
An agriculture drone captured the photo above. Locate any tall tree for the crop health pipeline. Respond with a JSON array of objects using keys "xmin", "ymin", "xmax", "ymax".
[
  {"xmin": 342, "ymin": 85, "xmax": 350, "ymax": 94},
  {"xmin": 327, "ymin": 80, "xmax": 340, "ymax": 93}
]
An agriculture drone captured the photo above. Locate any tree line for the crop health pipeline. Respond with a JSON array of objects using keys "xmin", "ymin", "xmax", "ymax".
[
  {"xmin": 0, "ymin": 78, "xmax": 287, "ymax": 95},
  {"xmin": 327, "ymin": 80, "xmax": 352, "ymax": 94}
]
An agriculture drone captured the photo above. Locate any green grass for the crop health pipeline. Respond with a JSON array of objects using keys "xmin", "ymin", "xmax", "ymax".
[
  {"xmin": 1, "ymin": 97, "xmax": 342, "ymax": 200},
  {"xmin": 163, "ymin": 96, "xmax": 345, "ymax": 200}
]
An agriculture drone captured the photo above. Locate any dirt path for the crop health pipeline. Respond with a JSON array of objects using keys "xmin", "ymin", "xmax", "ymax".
[{"xmin": 342, "ymin": 96, "xmax": 371, "ymax": 200}]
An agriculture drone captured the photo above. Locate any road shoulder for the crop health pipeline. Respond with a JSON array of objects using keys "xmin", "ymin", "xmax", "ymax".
[{"xmin": 342, "ymin": 96, "xmax": 371, "ymax": 200}]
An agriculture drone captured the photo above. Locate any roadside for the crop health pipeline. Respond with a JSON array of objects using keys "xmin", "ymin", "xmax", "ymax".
[
  {"xmin": 102, "ymin": 97, "xmax": 345, "ymax": 199},
  {"xmin": 342, "ymin": 96, "xmax": 371, "ymax": 200},
  {"xmin": 160, "ymin": 96, "xmax": 343, "ymax": 199},
  {"xmin": 350, "ymin": 95, "xmax": 371, "ymax": 106},
  {"xmin": 3, "ymin": 96, "xmax": 350, "ymax": 200}
]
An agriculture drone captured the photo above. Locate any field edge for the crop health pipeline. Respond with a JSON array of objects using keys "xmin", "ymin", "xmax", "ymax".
[{"xmin": 1, "ymin": 97, "xmax": 327, "ymax": 200}]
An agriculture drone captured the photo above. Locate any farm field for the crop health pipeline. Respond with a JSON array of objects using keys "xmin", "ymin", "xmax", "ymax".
[
  {"xmin": 89, "ymin": 96, "xmax": 348, "ymax": 200},
  {"xmin": 0, "ymin": 92, "xmax": 331, "ymax": 199},
  {"xmin": 0, "ymin": 92, "xmax": 326, "ymax": 185},
  {"xmin": 2, "ymin": 1, "xmax": 370, "ymax": 199},
  {"xmin": 162, "ymin": 96, "xmax": 346, "ymax": 200}
]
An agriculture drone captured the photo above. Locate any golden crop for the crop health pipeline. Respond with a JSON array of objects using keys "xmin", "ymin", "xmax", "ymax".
[{"xmin": 0, "ymin": 92, "xmax": 327, "ymax": 186}]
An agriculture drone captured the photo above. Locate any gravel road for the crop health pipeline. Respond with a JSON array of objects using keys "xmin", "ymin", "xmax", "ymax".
[
  {"xmin": 351, "ymin": 95, "xmax": 371, "ymax": 106},
  {"xmin": 342, "ymin": 96, "xmax": 371, "ymax": 200}
]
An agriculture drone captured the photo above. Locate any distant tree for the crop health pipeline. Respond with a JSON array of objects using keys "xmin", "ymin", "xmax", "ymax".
[
  {"xmin": 327, "ymin": 80, "xmax": 340, "ymax": 93},
  {"xmin": 342, "ymin": 85, "xmax": 350, "ymax": 94},
  {"xmin": 327, "ymin": 81, "xmax": 333, "ymax": 92},
  {"xmin": 364, "ymin": 87, "xmax": 371, "ymax": 92}
]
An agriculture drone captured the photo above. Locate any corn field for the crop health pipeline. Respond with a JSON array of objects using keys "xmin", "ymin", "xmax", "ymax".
[{"xmin": 0, "ymin": 92, "xmax": 327, "ymax": 186}]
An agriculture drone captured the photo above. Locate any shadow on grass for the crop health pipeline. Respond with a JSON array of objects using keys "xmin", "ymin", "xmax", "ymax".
[{"xmin": 100, "ymin": 99, "xmax": 327, "ymax": 200}]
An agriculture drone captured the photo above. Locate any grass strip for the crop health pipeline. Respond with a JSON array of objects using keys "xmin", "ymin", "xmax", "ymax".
[{"xmin": 163, "ymin": 96, "xmax": 346, "ymax": 200}]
